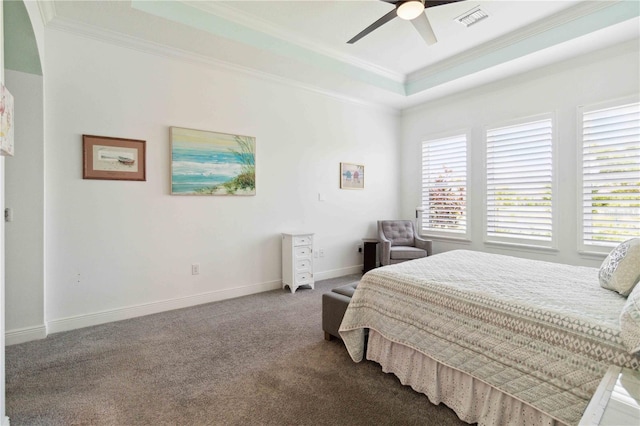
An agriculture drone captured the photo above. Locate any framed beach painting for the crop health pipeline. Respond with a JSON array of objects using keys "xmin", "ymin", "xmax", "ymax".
[
  {"xmin": 340, "ymin": 162, "xmax": 364, "ymax": 190},
  {"xmin": 0, "ymin": 84, "xmax": 14, "ymax": 156},
  {"xmin": 82, "ymin": 135, "xmax": 146, "ymax": 181},
  {"xmin": 170, "ymin": 127, "xmax": 256, "ymax": 196}
]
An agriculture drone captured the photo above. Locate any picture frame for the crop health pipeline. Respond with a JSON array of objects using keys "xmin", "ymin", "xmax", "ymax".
[
  {"xmin": 0, "ymin": 84, "xmax": 15, "ymax": 156},
  {"xmin": 82, "ymin": 135, "xmax": 146, "ymax": 181},
  {"xmin": 170, "ymin": 126, "xmax": 256, "ymax": 196},
  {"xmin": 340, "ymin": 162, "xmax": 364, "ymax": 190}
]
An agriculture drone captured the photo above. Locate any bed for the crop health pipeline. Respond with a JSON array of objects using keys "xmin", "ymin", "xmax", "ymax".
[{"xmin": 339, "ymin": 250, "xmax": 640, "ymax": 426}]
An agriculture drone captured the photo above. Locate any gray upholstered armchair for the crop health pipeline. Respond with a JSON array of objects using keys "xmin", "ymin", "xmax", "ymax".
[{"xmin": 378, "ymin": 220, "xmax": 432, "ymax": 266}]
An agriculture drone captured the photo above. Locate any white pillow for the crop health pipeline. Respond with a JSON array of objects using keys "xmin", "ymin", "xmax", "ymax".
[
  {"xmin": 599, "ymin": 238, "xmax": 640, "ymax": 297},
  {"xmin": 620, "ymin": 281, "xmax": 640, "ymax": 353}
]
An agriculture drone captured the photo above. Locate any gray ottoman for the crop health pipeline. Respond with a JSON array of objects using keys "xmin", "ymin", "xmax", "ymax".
[{"xmin": 322, "ymin": 282, "xmax": 358, "ymax": 341}]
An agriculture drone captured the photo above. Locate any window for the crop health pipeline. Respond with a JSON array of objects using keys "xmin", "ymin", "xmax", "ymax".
[
  {"xmin": 486, "ymin": 116, "xmax": 554, "ymax": 246},
  {"xmin": 580, "ymin": 100, "xmax": 640, "ymax": 250},
  {"xmin": 420, "ymin": 134, "xmax": 467, "ymax": 236}
]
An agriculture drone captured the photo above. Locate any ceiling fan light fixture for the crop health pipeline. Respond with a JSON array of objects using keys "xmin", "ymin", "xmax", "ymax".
[{"xmin": 397, "ymin": 1, "xmax": 425, "ymax": 21}]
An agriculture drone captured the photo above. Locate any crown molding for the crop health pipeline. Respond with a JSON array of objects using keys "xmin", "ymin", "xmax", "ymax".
[
  {"xmin": 45, "ymin": 16, "xmax": 401, "ymax": 115},
  {"xmin": 37, "ymin": 0, "xmax": 637, "ymax": 112},
  {"xmin": 401, "ymin": 37, "xmax": 640, "ymax": 116},
  {"xmin": 182, "ymin": 0, "xmax": 405, "ymax": 84},
  {"xmin": 130, "ymin": 0, "xmax": 404, "ymax": 95},
  {"xmin": 36, "ymin": 0, "xmax": 57, "ymax": 26},
  {"xmin": 406, "ymin": 0, "xmax": 627, "ymax": 84}
]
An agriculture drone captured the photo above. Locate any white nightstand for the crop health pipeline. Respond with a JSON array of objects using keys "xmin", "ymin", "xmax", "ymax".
[
  {"xmin": 579, "ymin": 365, "xmax": 640, "ymax": 425},
  {"xmin": 281, "ymin": 232, "xmax": 314, "ymax": 293}
]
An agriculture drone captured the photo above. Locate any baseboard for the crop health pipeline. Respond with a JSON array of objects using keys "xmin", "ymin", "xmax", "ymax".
[
  {"xmin": 5, "ymin": 325, "xmax": 48, "ymax": 346},
  {"xmin": 3, "ymin": 416, "xmax": 10, "ymax": 426},
  {"xmin": 44, "ymin": 269, "xmax": 362, "ymax": 336},
  {"xmin": 314, "ymin": 265, "xmax": 363, "ymax": 281},
  {"xmin": 47, "ymin": 279, "xmax": 282, "ymax": 334}
]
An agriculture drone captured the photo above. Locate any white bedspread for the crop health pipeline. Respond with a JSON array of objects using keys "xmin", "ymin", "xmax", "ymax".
[{"xmin": 339, "ymin": 250, "xmax": 640, "ymax": 425}]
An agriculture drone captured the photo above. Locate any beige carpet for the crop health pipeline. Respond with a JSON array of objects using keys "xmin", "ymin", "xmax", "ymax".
[{"xmin": 6, "ymin": 275, "xmax": 468, "ymax": 425}]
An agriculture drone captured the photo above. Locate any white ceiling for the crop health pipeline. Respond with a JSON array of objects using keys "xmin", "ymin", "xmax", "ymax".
[
  {"xmin": 40, "ymin": 1, "xmax": 640, "ymax": 110},
  {"xmin": 204, "ymin": 0, "xmax": 580, "ymax": 75}
]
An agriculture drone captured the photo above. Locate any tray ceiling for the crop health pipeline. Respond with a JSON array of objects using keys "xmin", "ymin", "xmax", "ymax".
[{"xmin": 40, "ymin": 1, "xmax": 640, "ymax": 109}]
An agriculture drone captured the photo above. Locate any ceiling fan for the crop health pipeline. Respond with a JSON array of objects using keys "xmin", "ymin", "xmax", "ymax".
[{"xmin": 347, "ymin": 0, "xmax": 464, "ymax": 45}]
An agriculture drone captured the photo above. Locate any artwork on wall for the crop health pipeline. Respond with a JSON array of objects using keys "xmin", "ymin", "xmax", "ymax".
[
  {"xmin": 170, "ymin": 127, "xmax": 256, "ymax": 196},
  {"xmin": 82, "ymin": 135, "xmax": 146, "ymax": 181},
  {"xmin": 0, "ymin": 84, "xmax": 15, "ymax": 156},
  {"xmin": 340, "ymin": 162, "xmax": 364, "ymax": 190}
]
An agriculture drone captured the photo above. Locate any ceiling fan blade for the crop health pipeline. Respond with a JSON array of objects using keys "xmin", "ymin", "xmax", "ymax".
[
  {"xmin": 382, "ymin": 0, "xmax": 462, "ymax": 7},
  {"xmin": 347, "ymin": 9, "xmax": 397, "ymax": 44},
  {"xmin": 411, "ymin": 12, "xmax": 437, "ymax": 45}
]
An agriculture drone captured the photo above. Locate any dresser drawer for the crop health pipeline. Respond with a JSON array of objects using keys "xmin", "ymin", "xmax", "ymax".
[
  {"xmin": 293, "ymin": 235, "xmax": 313, "ymax": 246},
  {"xmin": 295, "ymin": 259, "xmax": 311, "ymax": 272},
  {"xmin": 296, "ymin": 272, "xmax": 313, "ymax": 284},
  {"xmin": 294, "ymin": 246, "xmax": 312, "ymax": 258}
]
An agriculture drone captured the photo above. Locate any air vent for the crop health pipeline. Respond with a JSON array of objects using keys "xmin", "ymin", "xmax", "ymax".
[{"xmin": 455, "ymin": 7, "xmax": 488, "ymax": 27}]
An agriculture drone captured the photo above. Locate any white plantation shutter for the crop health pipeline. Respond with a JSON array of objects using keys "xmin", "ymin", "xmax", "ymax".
[
  {"xmin": 581, "ymin": 101, "xmax": 640, "ymax": 248},
  {"xmin": 421, "ymin": 135, "xmax": 467, "ymax": 235},
  {"xmin": 486, "ymin": 117, "xmax": 553, "ymax": 245}
]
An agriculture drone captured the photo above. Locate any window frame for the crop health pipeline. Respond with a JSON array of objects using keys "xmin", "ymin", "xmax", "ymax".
[
  {"xmin": 419, "ymin": 130, "xmax": 471, "ymax": 241},
  {"xmin": 483, "ymin": 112, "xmax": 558, "ymax": 250},
  {"xmin": 577, "ymin": 95, "xmax": 640, "ymax": 255}
]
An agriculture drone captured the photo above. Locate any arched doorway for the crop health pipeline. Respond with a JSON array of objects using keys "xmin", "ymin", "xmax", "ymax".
[{"xmin": 2, "ymin": 1, "xmax": 44, "ymax": 423}]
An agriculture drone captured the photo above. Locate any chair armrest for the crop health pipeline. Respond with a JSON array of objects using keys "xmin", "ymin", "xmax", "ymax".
[
  {"xmin": 414, "ymin": 236, "xmax": 433, "ymax": 256},
  {"xmin": 378, "ymin": 240, "xmax": 391, "ymax": 265},
  {"xmin": 378, "ymin": 222, "xmax": 392, "ymax": 266}
]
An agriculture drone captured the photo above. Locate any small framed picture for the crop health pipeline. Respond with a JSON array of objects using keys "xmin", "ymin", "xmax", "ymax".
[
  {"xmin": 340, "ymin": 162, "xmax": 364, "ymax": 190},
  {"xmin": 83, "ymin": 135, "xmax": 146, "ymax": 181}
]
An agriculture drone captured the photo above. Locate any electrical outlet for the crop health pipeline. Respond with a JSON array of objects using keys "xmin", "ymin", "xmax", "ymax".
[
  {"xmin": 319, "ymin": 248, "xmax": 325, "ymax": 258},
  {"xmin": 191, "ymin": 264, "xmax": 200, "ymax": 275},
  {"xmin": 357, "ymin": 245, "xmax": 362, "ymax": 253}
]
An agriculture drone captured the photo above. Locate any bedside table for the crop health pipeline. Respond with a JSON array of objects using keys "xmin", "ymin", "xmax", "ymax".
[
  {"xmin": 579, "ymin": 365, "xmax": 640, "ymax": 425},
  {"xmin": 362, "ymin": 238, "xmax": 378, "ymax": 274}
]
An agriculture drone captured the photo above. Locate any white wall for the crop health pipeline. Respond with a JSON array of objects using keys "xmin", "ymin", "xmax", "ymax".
[
  {"xmin": 400, "ymin": 40, "xmax": 640, "ymax": 267},
  {"xmin": 44, "ymin": 29, "xmax": 400, "ymax": 331},
  {"xmin": 5, "ymin": 70, "xmax": 45, "ymax": 344}
]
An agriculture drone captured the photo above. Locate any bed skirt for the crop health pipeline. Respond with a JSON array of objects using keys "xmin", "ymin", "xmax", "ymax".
[{"xmin": 366, "ymin": 330, "xmax": 568, "ymax": 426}]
